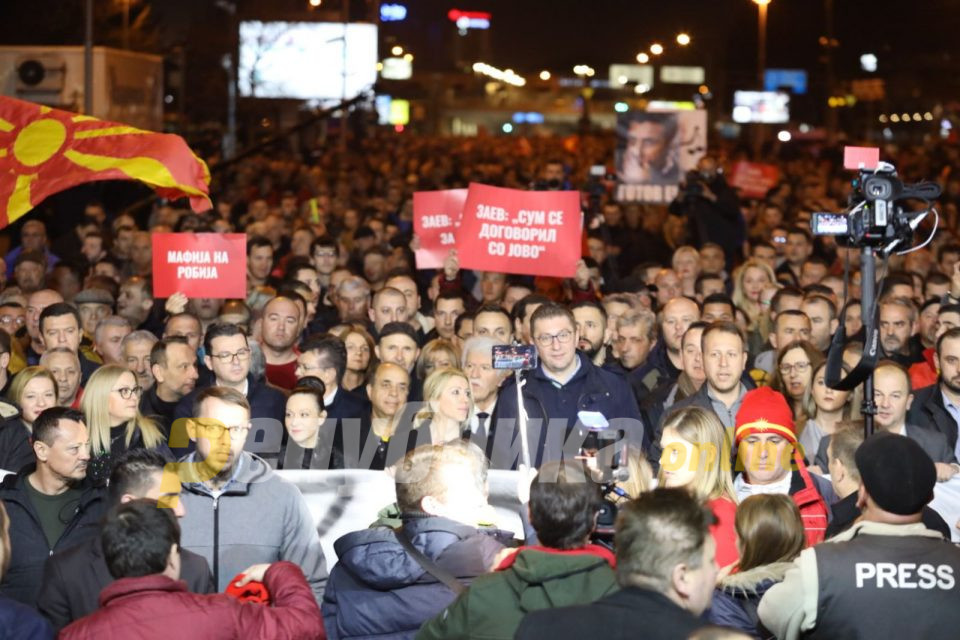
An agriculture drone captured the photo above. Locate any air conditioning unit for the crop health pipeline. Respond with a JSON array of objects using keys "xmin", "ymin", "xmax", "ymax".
[{"xmin": 15, "ymin": 55, "xmax": 66, "ymax": 93}]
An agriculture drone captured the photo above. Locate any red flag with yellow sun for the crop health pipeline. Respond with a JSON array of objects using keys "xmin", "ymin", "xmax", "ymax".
[{"xmin": 0, "ymin": 96, "xmax": 211, "ymax": 227}]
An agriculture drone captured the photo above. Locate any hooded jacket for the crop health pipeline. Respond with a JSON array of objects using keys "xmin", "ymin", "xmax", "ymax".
[
  {"xmin": 0, "ymin": 467, "xmax": 107, "ymax": 605},
  {"xmin": 322, "ymin": 515, "xmax": 510, "ymax": 640},
  {"xmin": 705, "ymin": 561, "xmax": 794, "ymax": 639},
  {"xmin": 177, "ymin": 452, "xmax": 328, "ymax": 604},
  {"xmin": 416, "ymin": 545, "xmax": 618, "ymax": 640}
]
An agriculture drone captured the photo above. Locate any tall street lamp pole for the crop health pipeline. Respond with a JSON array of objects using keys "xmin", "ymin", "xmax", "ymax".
[
  {"xmin": 84, "ymin": 0, "xmax": 93, "ymax": 114},
  {"xmin": 753, "ymin": 0, "xmax": 770, "ymax": 87}
]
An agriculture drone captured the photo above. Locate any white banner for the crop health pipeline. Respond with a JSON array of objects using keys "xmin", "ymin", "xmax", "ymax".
[{"xmin": 276, "ymin": 469, "xmax": 525, "ymax": 563}]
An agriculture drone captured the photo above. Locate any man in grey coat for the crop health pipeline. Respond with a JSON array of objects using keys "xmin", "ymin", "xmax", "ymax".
[{"xmin": 176, "ymin": 386, "xmax": 328, "ymax": 604}]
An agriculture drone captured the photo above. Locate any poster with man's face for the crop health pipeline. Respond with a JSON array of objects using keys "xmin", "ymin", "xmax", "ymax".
[{"xmin": 616, "ymin": 110, "xmax": 707, "ymax": 204}]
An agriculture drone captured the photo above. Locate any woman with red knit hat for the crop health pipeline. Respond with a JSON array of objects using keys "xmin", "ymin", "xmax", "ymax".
[{"xmin": 733, "ymin": 387, "xmax": 836, "ymax": 546}]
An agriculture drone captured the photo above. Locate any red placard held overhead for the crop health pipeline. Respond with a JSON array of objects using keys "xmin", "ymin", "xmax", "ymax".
[
  {"xmin": 413, "ymin": 189, "xmax": 467, "ymax": 269},
  {"xmin": 456, "ymin": 183, "xmax": 582, "ymax": 278},
  {"xmin": 152, "ymin": 233, "xmax": 247, "ymax": 299},
  {"xmin": 843, "ymin": 146, "xmax": 880, "ymax": 170},
  {"xmin": 729, "ymin": 162, "xmax": 780, "ymax": 199}
]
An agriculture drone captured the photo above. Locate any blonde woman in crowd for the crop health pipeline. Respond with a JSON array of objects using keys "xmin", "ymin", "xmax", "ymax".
[
  {"xmin": 411, "ymin": 368, "xmax": 473, "ymax": 447},
  {"xmin": 658, "ymin": 406, "xmax": 740, "ymax": 570},
  {"xmin": 81, "ymin": 365, "xmax": 170, "ymax": 483}
]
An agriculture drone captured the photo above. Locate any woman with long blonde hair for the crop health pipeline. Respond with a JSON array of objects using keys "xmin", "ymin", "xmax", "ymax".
[
  {"xmin": 658, "ymin": 406, "xmax": 739, "ymax": 570},
  {"xmin": 81, "ymin": 365, "xmax": 170, "ymax": 483},
  {"xmin": 411, "ymin": 368, "xmax": 473, "ymax": 447}
]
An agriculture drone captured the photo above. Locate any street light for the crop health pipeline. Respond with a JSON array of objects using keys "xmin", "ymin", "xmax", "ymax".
[
  {"xmin": 391, "ymin": 45, "xmax": 403, "ymax": 56},
  {"xmin": 753, "ymin": 0, "xmax": 771, "ymax": 86},
  {"xmin": 539, "ymin": 70, "xmax": 551, "ymax": 80},
  {"xmin": 636, "ymin": 52, "xmax": 650, "ymax": 64},
  {"xmin": 650, "ymin": 43, "xmax": 664, "ymax": 55},
  {"xmin": 676, "ymin": 33, "xmax": 691, "ymax": 46},
  {"xmin": 308, "ymin": 0, "xmax": 321, "ymax": 6}
]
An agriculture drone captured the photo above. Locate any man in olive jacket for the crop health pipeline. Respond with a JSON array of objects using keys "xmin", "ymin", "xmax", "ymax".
[{"xmin": 417, "ymin": 460, "xmax": 617, "ymax": 640}]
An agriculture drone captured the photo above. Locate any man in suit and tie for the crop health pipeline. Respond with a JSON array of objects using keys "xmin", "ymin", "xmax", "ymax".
[{"xmin": 461, "ymin": 336, "xmax": 508, "ymax": 449}]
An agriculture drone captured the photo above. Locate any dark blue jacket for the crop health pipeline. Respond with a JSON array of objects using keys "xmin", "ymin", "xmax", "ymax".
[
  {"xmin": 321, "ymin": 515, "xmax": 509, "ymax": 640},
  {"xmin": 627, "ymin": 339, "xmax": 679, "ymax": 404},
  {"xmin": 490, "ymin": 352, "xmax": 644, "ymax": 469},
  {"xmin": 0, "ymin": 467, "xmax": 107, "ymax": 606},
  {"xmin": 704, "ymin": 562, "xmax": 792, "ymax": 639},
  {"xmin": 0, "ymin": 595, "xmax": 53, "ymax": 639}
]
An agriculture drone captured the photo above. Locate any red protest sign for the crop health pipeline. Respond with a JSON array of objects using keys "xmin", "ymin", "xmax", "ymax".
[
  {"xmin": 413, "ymin": 189, "xmax": 467, "ymax": 269},
  {"xmin": 152, "ymin": 233, "xmax": 247, "ymax": 299},
  {"xmin": 456, "ymin": 183, "xmax": 582, "ymax": 278},
  {"xmin": 843, "ymin": 146, "xmax": 880, "ymax": 170},
  {"xmin": 729, "ymin": 162, "xmax": 780, "ymax": 199}
]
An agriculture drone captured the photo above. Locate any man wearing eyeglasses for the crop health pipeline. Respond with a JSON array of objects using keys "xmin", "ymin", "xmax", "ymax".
[
  {"xmin": 172, "ymin": 323, "xmax": 286, "ymax": 456},
  {"xmin": 490, "ymin": 303, "xmax": 642, "ymax": 469},
  {"xmin": 296, "ymin": 336, "xmax": 366, "ymax": 466},
  {"xmin": 177, "ymin": 386, "xmax": 328, "ymax": 604}
]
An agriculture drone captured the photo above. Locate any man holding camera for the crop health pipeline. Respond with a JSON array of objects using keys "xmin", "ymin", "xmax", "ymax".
[{"xmin": 669, "ymin": 157, "xmax": 744, "ymax": 270}]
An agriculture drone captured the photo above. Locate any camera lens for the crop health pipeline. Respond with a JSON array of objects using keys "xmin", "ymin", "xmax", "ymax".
[{"xmin": 865, "ymin": 178, "xmax": 890, "ymax": 199}]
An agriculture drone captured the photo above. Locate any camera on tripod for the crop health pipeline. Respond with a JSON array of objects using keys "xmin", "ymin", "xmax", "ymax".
[
  {"xmin": 811, "ymin": 157, "xmax": 941, "ymax": 437},
  {"xmin": 810, "ymin": 162, "xmax": 940, "ymax": 252}
]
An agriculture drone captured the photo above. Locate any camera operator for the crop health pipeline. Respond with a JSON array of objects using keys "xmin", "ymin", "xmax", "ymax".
[
  {"xmin": 669, "ymin": 157, "xmax": 744, "ymax": 271},
  {"xmin": 531, "ymin": 159, "xmax": 571, "ymax": 191}
]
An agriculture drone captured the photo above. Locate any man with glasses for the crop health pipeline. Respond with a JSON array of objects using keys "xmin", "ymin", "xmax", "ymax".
[
  {"xmin": 491, "ymin": 304, "xmax": 642, "ymax": 469},
  {"xmin": 172, "ymin": 323, "xmax": 285, "ymax": 455},
  {"xmin": 178, "ymin": 386, "xmax": 328, "ymax": 603},
  {"xmin": 296, "ymin": 336, "xmax": 366, "ymax": 464},
  {"xmin": 0, "ymin": 300, "xmax": 26, "ymax": 337}
]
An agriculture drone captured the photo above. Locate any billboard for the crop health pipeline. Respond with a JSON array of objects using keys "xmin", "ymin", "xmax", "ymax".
[
  {"xmin": 238, "ymin": 21, "xmax": 377, "ymax": 100},
  {"xmin": 615, "ymin": 110, "xmax": 707, "ymax": 204},
  {"xmin": 732, "ymin": 91, "xmax": 790, "ymax": 124},
  {"xmin": 764, "ymin": 69, "xmax": 808, "ymax": 94}
]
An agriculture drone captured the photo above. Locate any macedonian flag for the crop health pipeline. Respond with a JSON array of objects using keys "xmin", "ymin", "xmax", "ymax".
[{"xmin": 0, "ymin": 96, "xmax": 211, "ymax": 227}]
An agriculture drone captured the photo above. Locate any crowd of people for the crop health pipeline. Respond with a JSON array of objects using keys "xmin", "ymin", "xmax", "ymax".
[{"xmin": 0, "ymin": 127, "xmax": 959, "ymax": 639}]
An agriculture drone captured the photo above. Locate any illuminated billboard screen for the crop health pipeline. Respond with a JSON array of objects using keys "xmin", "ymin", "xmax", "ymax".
[
  {"xmin": 732, "ymin": 91, "xmax": 790, "ymax": 124},
  {"xmin": 238, "ymin": 21, "xmax": 377, "ymax": 100}
]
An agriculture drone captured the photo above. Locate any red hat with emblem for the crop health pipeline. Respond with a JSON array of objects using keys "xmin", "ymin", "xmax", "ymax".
[{"xmin": 734, "ymin": 387, "xmax": 797, "ymax": 445}]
